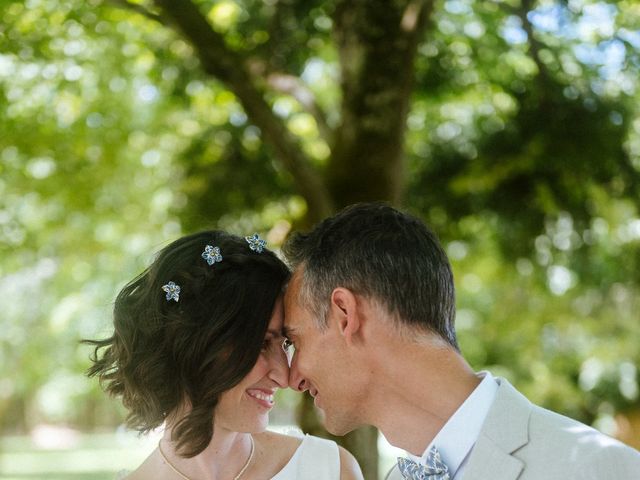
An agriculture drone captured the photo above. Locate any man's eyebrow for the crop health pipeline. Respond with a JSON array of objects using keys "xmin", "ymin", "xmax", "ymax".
[
  {"xmin": 282, "ymin": 326, "xmax": 297, "ymax": 337},
  {"xmin": 266, "ymin": 328, "xmax": 283, "ymax": 337}
]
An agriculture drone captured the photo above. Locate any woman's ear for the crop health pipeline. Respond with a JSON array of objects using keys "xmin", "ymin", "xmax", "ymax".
[{"xmin": 330, "ymin": 288, "xmax": 361, "ymax": 344}]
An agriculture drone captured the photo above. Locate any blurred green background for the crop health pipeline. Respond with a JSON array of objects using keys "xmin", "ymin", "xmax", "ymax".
[{"xmin": 1, "ymin": 0, "xmax": 639, "ymax": 478}]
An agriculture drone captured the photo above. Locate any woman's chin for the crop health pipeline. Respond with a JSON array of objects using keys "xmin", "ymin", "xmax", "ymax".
[
  {"xmin": 253, "ymin": 415, "xmax": 269, "ymax": 432},
  {"xmin": 242, "ymin": 414, "xmax": 269, "ymax": 434}
]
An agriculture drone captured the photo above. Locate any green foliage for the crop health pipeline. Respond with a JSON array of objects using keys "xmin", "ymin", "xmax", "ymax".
[
  {"xmin": 1, "ymin": 0, "xmax": 187, "ymax": 428},
  {"xmin": 406, "ymin": 1, "xmax": 640, "ymax": 254},
  {"xmin": 450, "ymin": 210, "xmax": 640, "ymax": 427}
]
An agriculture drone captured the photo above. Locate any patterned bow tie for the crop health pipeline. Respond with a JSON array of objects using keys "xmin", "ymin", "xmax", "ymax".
[{"xmin": 397, "ymin": 446, "xmax": 451, "ymax": 480}]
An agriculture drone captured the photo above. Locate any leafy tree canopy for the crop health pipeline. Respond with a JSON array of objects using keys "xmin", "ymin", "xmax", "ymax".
[{"xmin": 2, "ymin": 0, "xmax": 639, "ymax": 473}]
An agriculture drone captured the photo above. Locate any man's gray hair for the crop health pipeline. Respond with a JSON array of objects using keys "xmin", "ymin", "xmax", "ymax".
[{"xmin": 282, "ymin": 202, "xmax": 459, "ymax": 349}]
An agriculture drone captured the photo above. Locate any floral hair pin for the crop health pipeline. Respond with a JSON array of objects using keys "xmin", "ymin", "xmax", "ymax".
[
  {"xmin": 202, "ymin": 245, "xmax": 223, "ymax": 265},
  {"xmin": 245, "ymin": 233, "xmax": 266, "ymax": 253},
  {"xmin": 162, "ymin": 281, "xmax": 180, "ymax": 302}
]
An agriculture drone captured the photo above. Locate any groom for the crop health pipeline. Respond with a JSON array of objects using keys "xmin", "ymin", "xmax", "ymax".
[{"xmin": 282, "ymin": 202, "xmax": 640, "ymax": 480}]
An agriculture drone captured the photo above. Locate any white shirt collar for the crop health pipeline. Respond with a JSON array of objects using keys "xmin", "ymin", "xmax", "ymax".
[{"xmin": 407, "ymin": 371, "xmax": 498, "ymax": 477}]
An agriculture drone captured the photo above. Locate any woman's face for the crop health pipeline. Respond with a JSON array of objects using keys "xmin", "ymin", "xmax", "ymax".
[{"xmin": 214, "ymin": 297, "xmax": 290, "ymax": 433}]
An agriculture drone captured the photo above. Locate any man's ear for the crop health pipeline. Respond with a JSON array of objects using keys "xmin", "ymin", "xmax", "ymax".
[{"xmin": 330, "ymin": 288, "xmax": 361, "ymax": 344}]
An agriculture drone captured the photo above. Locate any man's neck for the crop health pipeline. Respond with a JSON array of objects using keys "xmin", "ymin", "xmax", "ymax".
[{"xmin": 364, "ymin": 337, "xmax": 480, "ymax": 455}]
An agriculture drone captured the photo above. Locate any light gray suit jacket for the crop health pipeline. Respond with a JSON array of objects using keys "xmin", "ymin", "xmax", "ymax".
[{"xmin": 386, "ymin": 377, "xmax": 640, "ymax": 480}]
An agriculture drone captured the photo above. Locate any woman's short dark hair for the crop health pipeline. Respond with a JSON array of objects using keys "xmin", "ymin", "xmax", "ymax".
[
  {"xmin": 84, "ymin": 231, "xmax": 290, "ymax": 457},
  {"xmin": 283, "ymin": 202, "xmax": 458, "ymax": 350}
]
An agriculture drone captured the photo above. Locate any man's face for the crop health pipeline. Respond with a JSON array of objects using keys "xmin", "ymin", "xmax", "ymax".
[{"xmin": 283, "ymin": 269, "xmax": 366, "ymax": 435}]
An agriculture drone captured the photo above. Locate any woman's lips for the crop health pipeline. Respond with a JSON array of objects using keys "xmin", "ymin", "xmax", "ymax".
[{"xmin": 246, "ymin": 389, "xmax": 275, "ymax": 409}]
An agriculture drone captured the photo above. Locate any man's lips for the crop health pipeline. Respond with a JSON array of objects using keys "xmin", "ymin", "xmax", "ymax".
[
  {"xmin": 309, "ymin": 387, "xmax": 320, "ymax": 407},
  {"xmin": 246, "ymin": 388, "xmax": 275, "ymax": 409}
]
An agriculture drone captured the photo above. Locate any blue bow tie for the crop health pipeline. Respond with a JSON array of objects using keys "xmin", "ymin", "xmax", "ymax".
[{"xmin": 397, "ymin": 446, "xmax": 451, "ymax": 480}]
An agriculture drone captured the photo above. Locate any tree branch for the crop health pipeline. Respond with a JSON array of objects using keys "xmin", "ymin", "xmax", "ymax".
[
  {"xmin": 265, "ymin": 72, "xmax": 333, "ymax": 142},
  {"xmin": 152, "ymin": 0, "xmax": 333, "ymax": 223},
  {"xmin": 516, "ymin": 0, "xmax": 554, "ymax": 89},
  {"xmin": 107, "ymin": 0, "xmax": 170, "ymax": 26}
]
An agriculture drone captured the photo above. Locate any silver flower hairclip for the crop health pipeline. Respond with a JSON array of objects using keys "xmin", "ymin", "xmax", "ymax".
[
  {"xmin": 202, "ymin": 245, "xmax": 223, "ymax": 265},
  {"xmin": 162, "ymin": 281, "xmax": 180, "ymax": 302},
  {"xmin": 245, "ymin": 233, "xmax": 266, "ymax": 253}
]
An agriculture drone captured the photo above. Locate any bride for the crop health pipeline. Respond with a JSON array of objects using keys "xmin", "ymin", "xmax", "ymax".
[{"xmin": 85, "ymin": 230, "xmax": 363, "ymax": 480}]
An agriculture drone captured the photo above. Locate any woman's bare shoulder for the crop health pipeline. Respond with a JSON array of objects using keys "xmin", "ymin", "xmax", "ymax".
[
  {"xmin": 119, "ymin": 449, "xmax": 166, "ymax": 480},
  {"xmin": 338, "ymin": 446, "xmax": 364, "ymax": 480}
]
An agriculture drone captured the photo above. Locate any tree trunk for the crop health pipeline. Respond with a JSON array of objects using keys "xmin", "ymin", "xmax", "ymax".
[{"xmin": 328, "ymin": 0, "xmax": 433, "ymax": 208}]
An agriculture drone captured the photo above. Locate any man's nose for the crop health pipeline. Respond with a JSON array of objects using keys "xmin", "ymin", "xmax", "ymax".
[
  {"xmin": 288, "ymin": 359, "xmax": 308, "ymax": 392},
  {"xmin": 268, "ymin": 347, "xmax": 290, "ymax": 388}
]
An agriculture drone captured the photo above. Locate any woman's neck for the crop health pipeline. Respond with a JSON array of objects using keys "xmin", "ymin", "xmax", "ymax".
[{"xmin": 160, "ymin": 426, "xmax": 253, "ymax": 480}]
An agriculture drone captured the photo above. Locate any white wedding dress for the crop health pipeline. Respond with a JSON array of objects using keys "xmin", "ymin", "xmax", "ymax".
[
  {"xmin": 116, "ymin": 434, "xmax": 340, "ymax": 479},
  {"xmin": 273, "ymin": 434, "xmax": 340, "ymax": 479}
]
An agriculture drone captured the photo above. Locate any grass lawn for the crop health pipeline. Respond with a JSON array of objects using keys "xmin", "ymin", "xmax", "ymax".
[{"xmin": 0, "ymin": 429, "xmax": 159, "ymax": 480}]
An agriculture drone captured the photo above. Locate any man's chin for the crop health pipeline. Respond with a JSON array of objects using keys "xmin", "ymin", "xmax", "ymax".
[
  {"xmin": 326, "ymin": 422, "xmax": 358, "ymax": 436},
  {"xmin": 321, "ymin": 411, "xmax": 358, "ymax": 436}
]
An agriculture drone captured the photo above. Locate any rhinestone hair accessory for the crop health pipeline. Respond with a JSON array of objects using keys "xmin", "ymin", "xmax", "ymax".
[
  {"xmin": 202, "ymin": 245, "xmax": 223, "ymax": 265},
  {"xmin": 245, "ymin": 233, "xmax": 266, "ymax": 253},
  {"xmin": 162, "ymin": 281, "xmax": 180, "ymax": 302}
]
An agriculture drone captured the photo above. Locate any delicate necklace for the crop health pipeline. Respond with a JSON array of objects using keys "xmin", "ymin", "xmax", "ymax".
[{"xmin": 158, "ymin": 435, "xmax": 255, "ymax": 480}]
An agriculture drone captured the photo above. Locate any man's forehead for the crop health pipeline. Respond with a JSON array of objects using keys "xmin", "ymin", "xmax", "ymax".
[
  {"xmin": 283, "ymin": 270, "xmax": 311, "ymax": 332},
  {"xmin": 283, "ymin": 299, "xmax": 304, "ymax": 330},
  {"xmin": 283, "ymin": 316, "xmax": 306, "ymax": 339},
  {"xmin": 284, "ymin": 268, "xmax": 305, "ymax": 306}
]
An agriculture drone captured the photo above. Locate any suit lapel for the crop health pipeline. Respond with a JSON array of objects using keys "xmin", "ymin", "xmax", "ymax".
[
  {"xmin": 461, "ymin": 432, "xmax": 524, "ymax": 480},
  {"xmin": 460, "ymin": 378, "xmax": 531, "ymax": 480},
  {"xmin": 386, "ymin": 378, "xmax": 533, "ymax": 480}
]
